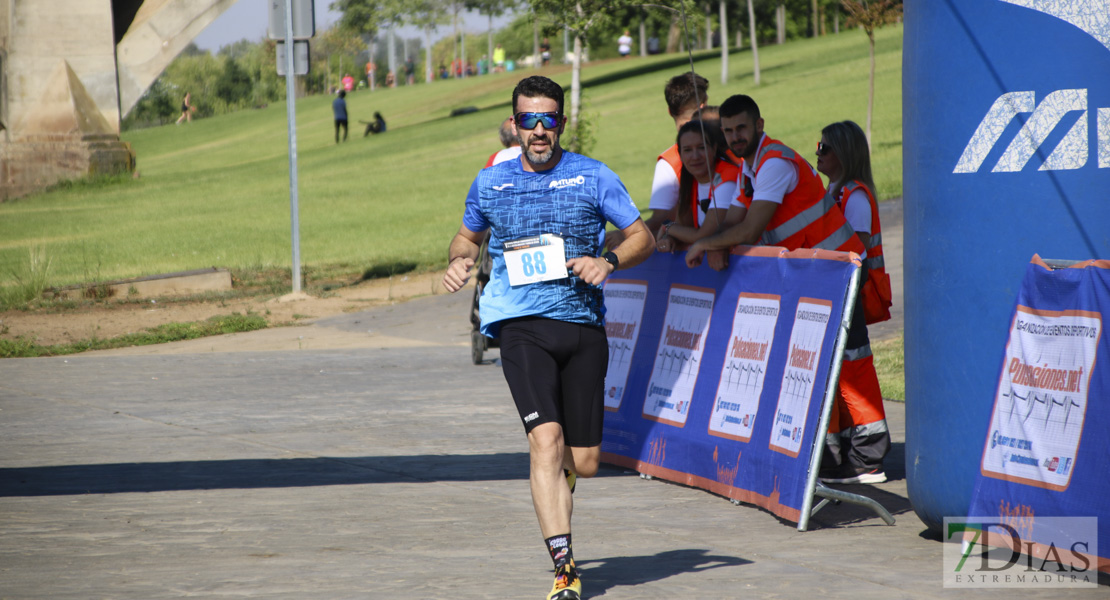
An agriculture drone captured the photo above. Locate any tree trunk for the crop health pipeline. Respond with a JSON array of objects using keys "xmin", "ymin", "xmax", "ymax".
[
  {"xmin": 747, "ymin": 0, "xmax": 759, "ymax": 85},
  {"xmin": 571, "ymin": 33, "xmax": 582, "ymax": 130},
  {"xmin": 834, "ymin": 6, "xmax": 839, "ymax": 34},
  {"xmin": 705, "ymin": 4, "xmax": 712, "ymax": 50},
  {"xmin": 667, "ymin": 18, "xmax": 682, "ymax": 53},
  {"xmin": 461, "ymin": 29, "xmax": 467, "ymax": 79},
  {"xmin": 719, "ymin": 0, "xmax": 729, "ymax": 84},
  {"xmin": 867, "ymin": 33, "xmax": 875, "ymax": 147},
  {"xmin": 425, "ymin": 26, "xmax": 433, "ymax": 83},
  {"xmin": 811, "ymin": 0, "xmax": 818, "ymax": 37},
  {"xmin": 488, "ymin": 14, "xmax": 494, "ymax": 71},
  {"xmin": 370, "ymin": 41, "xmax": 376, "ymax": 91},
  {"xmin": 533, "ymin": 11, "xmax": 540, "ymax": 69},
  {"xmin": 776, "ymin": 4, "xmax": 785, "ymax": 44},
  {"xmin": 640, "ymin": 10, "xmax": 647, "ymax": 56},
  {"xmin": 388, "ymin": 28, "xmax": 396, "ymax": 87},
  {"xmin": 564, "ymin": 25, "xmax": 570, "ymax": 63}
]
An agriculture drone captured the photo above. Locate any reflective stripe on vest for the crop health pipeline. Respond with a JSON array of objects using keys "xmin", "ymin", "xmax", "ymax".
[
  {"xmin": 762, "ymin": 189, "xmax": 862, "ymax": 251},
  {"xmin": 838, "ymin": 180, "xmax": 885, "ymax": 269},
  {"xmin": 745, "ymin": 137, "xmax": 864, "ymax": 254}
]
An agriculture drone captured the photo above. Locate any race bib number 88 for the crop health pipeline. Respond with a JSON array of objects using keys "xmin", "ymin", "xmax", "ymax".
[{"xmin": 504, "ymin": 234, "xmax": 569, "ymax": 287}]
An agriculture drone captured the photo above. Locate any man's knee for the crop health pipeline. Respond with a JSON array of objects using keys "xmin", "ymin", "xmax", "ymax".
[
  {"xmin": 529, "ymin": 423, "xmax": 565, "ymax": 459},
  {"xmin": 567, "ymin": 446, "xmax": 600, "ymax": 478}
]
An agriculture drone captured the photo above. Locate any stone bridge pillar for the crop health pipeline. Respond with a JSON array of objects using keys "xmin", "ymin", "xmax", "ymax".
[{"xmin": 1, "ymin": 0, "xmax": 237, "ymax": 200}]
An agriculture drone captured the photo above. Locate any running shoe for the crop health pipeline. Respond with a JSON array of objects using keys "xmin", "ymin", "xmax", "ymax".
[
  {"xmin": 821, "ymin": 467, "xmax": 887, "ymax": 484},
  {"xmin": 546, "ymin": 560, "xmax": 581, "ymax": 600},
  {"xmin": 564, "ymin": 469, "xmax": 576, "ymax": 494}
]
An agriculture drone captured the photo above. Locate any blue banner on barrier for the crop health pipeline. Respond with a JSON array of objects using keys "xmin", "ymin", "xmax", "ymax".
[
  {"xmin": 601, "ymin": 248, "xmax": 858, "ymax": 522},
  {"xmin": 968, "ymin": 256, "xmax": 1110, "ymax": 573}
]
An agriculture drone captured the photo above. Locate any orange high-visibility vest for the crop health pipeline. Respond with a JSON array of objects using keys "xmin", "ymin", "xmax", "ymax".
[
  {"xmin": 684, "ymin": 159, "xmax": 741, "ymax": 229},
  {"xmin": 737, "ymin": 136, "xmax": 864, "ymax": 255},
  {"xmin": 836, "ymin": 180, "xmax": 893, "ymax": 324},
  {"xmin": 658, "ymin": 144, "xmax": 683, "ymax": 179}
]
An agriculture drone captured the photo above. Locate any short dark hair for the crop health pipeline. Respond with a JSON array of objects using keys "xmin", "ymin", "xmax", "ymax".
[
  {"xmin": 664, "ymin": 72, "xmax": 709, "ymax": 117},
  {"xmin": 720, "ymin": 94, "xmax": 760, "ymax": 122},
  {"xmin": 338, "ymin": 90, "xmax": 346, "ymax": 99},
  {"xmin": 512, "ymin": 76, "xmax": 564, "ymax": 115}
]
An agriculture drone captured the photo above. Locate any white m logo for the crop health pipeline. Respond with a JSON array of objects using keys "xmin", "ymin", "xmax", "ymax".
[{"xmin": 953, "ymin": 89, "xmax": 1109, "ymax": 173}]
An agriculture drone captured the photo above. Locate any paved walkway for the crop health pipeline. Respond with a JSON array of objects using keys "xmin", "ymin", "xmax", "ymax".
[{"xmin": 1, "ymin": 200, "xmax": 1104, "ymax": 598}]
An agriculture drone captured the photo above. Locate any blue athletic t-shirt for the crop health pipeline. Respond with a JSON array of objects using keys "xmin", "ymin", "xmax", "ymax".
[{"xmin": 463, "ymin": 151, "xmax": 641, "ymax": 338}]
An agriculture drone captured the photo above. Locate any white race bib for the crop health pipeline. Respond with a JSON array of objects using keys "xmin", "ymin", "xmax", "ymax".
[{"xmin": 504, "ymin": 234, "xmax": 569, "ymax": 287}]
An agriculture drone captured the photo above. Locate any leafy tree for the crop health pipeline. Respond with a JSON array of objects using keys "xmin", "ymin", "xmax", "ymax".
[
  {"xmin": 310, "ymin": 25, "xmax": 368, "ymax": 93},
  {"xmin": 530, "ymin": 0, "xmax": 613, "ymax": 130},
  {"xmin": 468, "ymin": 0, "xmax": 518, "ymax": 69},
  {"xmin": 408, "ymin": 0, "xmax": 451, "ymax": 82},
  {"xmin": 330, "ymin": 0, "xmax": 381, "ymax": 36},
  {"xmin": 215, "ymin": 56, "xmax": 252, "ymax": 107},
  {"xmin": 840, "ymin": 0, "xmax": 901, "ymax": 143}
]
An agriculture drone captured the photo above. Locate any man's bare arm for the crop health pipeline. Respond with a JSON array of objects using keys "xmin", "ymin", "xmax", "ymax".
[
  {"xmin": 685, "ymin": 201, "xmax": 779, "ymax": 268},
  {"xmin": 568, "ymin": 218, "xmax": 654, "ymax": 285},
  {"xmin": 442, "ymin": 225, "xmax": 486, "ymax": 292}
]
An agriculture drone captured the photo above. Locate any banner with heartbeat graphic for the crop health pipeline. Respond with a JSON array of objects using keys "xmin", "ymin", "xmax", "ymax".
[
  {"xmin": 969, "ymin": 256, "xmax": 1109, "ymax": 570},
  {"xmin": 599, "ymin": 247, "xmax": 858, "ymax": 523}
]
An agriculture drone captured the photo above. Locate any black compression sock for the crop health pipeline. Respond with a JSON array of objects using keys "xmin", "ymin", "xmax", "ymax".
[{"xmin": 545, "ymin": 533, "xmax": 573, "ymax": 569}]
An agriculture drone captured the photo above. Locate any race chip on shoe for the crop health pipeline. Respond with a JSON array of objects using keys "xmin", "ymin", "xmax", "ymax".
[{"xmin": 503, "ymin": 234, "xmax": 569, "ymax": 287}]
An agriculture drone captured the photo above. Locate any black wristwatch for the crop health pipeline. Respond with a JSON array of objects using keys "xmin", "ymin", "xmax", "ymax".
[{"xmin": 602, "ymin": 251, "xmax": 620, "ymax": 271}]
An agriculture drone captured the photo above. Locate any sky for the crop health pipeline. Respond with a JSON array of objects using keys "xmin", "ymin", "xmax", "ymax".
[{"xmin": 192, "ymin": 0, "xmax": 517, "ymax": 52}]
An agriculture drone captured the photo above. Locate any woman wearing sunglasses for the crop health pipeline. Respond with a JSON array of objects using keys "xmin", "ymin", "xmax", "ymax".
[
  {"xmin": 655, "ymin": 120, "xmax": 739, "ymax": 255},
  {"xmin": 814, "ymin": 119, "xmax": 892, "ymax": 485}
]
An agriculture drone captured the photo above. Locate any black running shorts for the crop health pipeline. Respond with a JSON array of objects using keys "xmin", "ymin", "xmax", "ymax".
[{"xmin": 498, "ymin": 317, "xmax": 609, "ymax": 447}]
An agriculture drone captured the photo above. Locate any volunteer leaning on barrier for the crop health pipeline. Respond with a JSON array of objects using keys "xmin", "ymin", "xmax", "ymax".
[
  {"xmin": 655, "ymin": 119, "xmax": 738, "ymax": 256},
  {"xmin": 813, "ymin": 120, "xmax": 892, "ymax": 485},
  {"xmin": 605, "ymin": 72, "xmax": 709, "ymax": 251},
  {"xmin": 442, "ymin": 76, "xmax": 654, "ymax": 600},
  {"xmin": 684, "ymin": 94, "xmax": 865, "ymax": 267}
]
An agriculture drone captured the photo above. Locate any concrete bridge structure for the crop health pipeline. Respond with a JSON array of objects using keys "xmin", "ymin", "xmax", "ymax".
[{"xmin": 1, "ymin": 0, "xmax": 238, "ymax": 200}]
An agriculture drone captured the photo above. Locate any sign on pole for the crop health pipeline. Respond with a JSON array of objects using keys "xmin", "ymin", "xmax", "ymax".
[
  {"xmin": 275, "ymin": 0, "xmax": 312, "ymax": 294},
  {"xmin": 276, "ymin": 41, "xmax": 310, "ymax": 76},
  {"xmin": 269, "ymin": 0, "xmax": 314, "ymax": 40}
]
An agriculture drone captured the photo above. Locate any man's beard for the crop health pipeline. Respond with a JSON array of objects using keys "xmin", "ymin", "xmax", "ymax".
[
  {"xmin": 732, "ymin": 136, "xmax": 759, "ymax": 161},
  {"xmin": 520, "ymin": 132, "xmax": 557, "ymax": 166}
]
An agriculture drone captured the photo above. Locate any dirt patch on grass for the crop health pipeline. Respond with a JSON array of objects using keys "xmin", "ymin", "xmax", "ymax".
[{"xmin": 0, "ymin": 271, "xmax": 446, "ymax": 348}]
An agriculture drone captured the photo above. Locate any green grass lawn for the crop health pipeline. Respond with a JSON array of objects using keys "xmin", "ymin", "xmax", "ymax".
[{"xmin": 0, "ymin": 25, "xmax": 902, "ymax": 289}]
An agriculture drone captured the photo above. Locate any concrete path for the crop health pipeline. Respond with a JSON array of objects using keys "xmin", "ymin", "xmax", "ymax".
[{"xmin": 1, "ymin": 199, "xmax": 1104, "ymax": 598}]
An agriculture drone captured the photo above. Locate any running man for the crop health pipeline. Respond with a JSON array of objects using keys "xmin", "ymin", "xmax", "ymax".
[{"xmin": 442, "ymin": 76, "xmax": 653, "ymax": 600}]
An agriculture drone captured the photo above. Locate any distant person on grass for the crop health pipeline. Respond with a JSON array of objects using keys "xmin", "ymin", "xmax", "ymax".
[
  {"xmin": 618, "ymin": 30, "xmax": 633, "ymax": 57},
  {"xmin": 405, "ymin": 57, "xmax": 416, "ymax": 85},
  {"xmin": 363, "ymin": 112, "xmax": 387, "ymax": 136},
  {"xmin": 332, "ymin": 90, "xmax": 348, "ymax": 144},
  {"xmin": 484, "ymin": 117, "xmax": 522, "ymax": 167},
  {"xmin": 175, "ymin": 92, "xmax": 195, "ymax": 125}
]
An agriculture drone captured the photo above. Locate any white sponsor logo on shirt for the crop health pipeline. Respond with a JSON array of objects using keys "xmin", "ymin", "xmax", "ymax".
[
  {"xmin": 493, "ymin": 183, "xmax": 515, "ymax": 191},
  {"xmin": 548, "ymin": 175, "xmax": 586, "ymax": 189}
]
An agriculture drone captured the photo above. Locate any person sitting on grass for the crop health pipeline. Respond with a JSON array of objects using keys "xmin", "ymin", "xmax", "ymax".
[{"xmin": 363, "ymin": 112, "xmax": 387, "ymax": 136}]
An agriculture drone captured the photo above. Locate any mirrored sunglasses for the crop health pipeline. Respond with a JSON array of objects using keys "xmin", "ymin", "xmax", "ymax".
[
  {"xmin": 817, "ymin": 142, "xmax": 832, "ymax": 156},
  {"xmin": 515, "ymin": 112, "xmax": 562, "ymax": 130}
]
